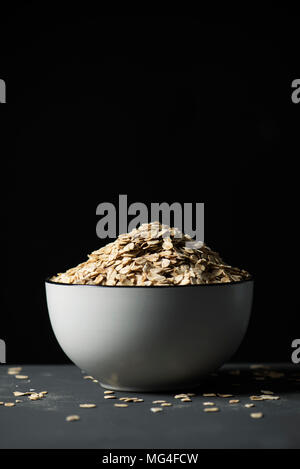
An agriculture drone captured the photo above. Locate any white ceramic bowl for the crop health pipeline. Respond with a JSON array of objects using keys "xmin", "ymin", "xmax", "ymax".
[{"xmin": 45, "ymin": 278, "xmax": 253, "ymax": 391}]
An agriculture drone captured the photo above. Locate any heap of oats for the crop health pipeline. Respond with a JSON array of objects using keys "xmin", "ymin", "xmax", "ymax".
[{"xmin": 51, "ymin": 222, "xmax": 250, "ymax": 286}]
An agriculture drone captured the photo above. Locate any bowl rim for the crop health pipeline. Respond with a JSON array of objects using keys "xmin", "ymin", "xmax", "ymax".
[{"xmin": 45, "ymin": 275, "xmax": 253, "ymax": 289}]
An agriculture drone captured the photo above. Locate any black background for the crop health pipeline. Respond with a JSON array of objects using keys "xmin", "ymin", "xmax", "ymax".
[{"xmin": 0, "ymin": 10, "xmax": 299, "ymax": 364}]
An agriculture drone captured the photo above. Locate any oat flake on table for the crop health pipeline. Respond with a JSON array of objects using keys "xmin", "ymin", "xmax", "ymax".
[{"xmin": 51, "ymin": 222, "xmax": 250, "ymax": 286}]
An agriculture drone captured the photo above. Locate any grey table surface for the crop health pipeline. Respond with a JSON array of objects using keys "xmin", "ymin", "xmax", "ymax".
[{"xmin": 0, "ymin": 363, "xmax": 300, "ymax": 449}]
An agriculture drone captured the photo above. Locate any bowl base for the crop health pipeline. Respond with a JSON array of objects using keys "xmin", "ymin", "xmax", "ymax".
[{"xmin": 99, "ymin": 381, "xmax": 201, "ymax": 393}]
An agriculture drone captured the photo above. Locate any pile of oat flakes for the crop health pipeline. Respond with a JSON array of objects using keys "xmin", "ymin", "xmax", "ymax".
[{"xmin": 51, "ymin": 222, "xmax": 250, "ymax": 286}]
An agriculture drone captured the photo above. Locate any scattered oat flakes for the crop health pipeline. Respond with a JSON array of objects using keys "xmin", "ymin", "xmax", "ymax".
[
  {"xmin": 245, "ymin": 403, "xmax": 255, "ymax": 408},
  {"xmin": 83, "ymin": 376, "xmax": 94, "ymax": 380},
  {"xmin": 187, "ymin": 393, "xmax": 196, "ymax": 397},
  {"xmin": 79, "ymin": 404, "xmax": 97, "ymax": 408},
  {"xmin": 204, "ymin": 407, "xmax": 219, "ymax": 412},
  {"xmin": 203, "ymin": 393, "xmax": 216, "ymax": 397},
  {"xmin": 13, "ymin": 391, "xmax": 32, "ymax": 397},
  {"xmin": 261, "ymin": 390, "xmax": 274, "ymax": 395},
  {"xmin": 218, "ymin": 394, "xmax": 233, "ymax": 398},
  {"xmin": 161, "ymin": 403, "xmax": 172, "ymax": 407},
  {"xmin": 4, "ymin": 403, "xmax": 15, "ymax": 407},
  {"xmin": 152, "ymin": 400, "xmax": 166, "ymax": 404},
  {"xmin": 250, "ymin": 412, "xmax": 263, "ymax": 419},
  {"xmin": 203, "ymin": 402, "xmax": 215, "ymax": 406},
  {"xmin": 250, "ymin": 396, "xmax": 264, "ymax": 401},
  {"xmin": 51, "ymin": 222, "xmax": 250, "ymax": 286},
  {"xmin": 174, "ymin": 394, "xmax": 189, "ymax": 399},
  {"xmin": 92, "ymin": 379, "xmax": 99, "ymax": 383},
  {"xmin": 28, "ymin": 393, "xmax": 41, "ymax": 401},
  {"xmin": 121, "ymin": 397, "xmax": 140, "ymax": 403},
  {"xmin": 114, "ymin": 403, "xmax": 128, "ymax": 408},
  {"xmin": 229, "ymin": 399, "xmax": 240, "ymax": 404},
  {"xmin": 66, "ymin": 415, "xmax": 80, "ymax": 422},
  {"xmin": 181, "ymin": 397, "xmax": 192, "ymax": 402},
  {"xmin": 15, "ymin": 375, "xmax": 28, "ymax": 380},
  {"xmin": 103, "ymin": 390, "xmax": 114, "ymax": 394},
  {"xmin": 104, "ymin": 395, "xmax": 116, "ymax": 399},
  {"xmin": 15, "ymin": 400, "xmax": 22, "ymax": 403},
  {"xmin": 260, "ymin": 395, "xmax": 280, "ymax": 400},
  {"xmin": 150, "ymin": 407, "xmax": 163, "ymax": 413},
  {"xmin": 8, "ymin": 367, "xmax": 22, "ymax": 375}
]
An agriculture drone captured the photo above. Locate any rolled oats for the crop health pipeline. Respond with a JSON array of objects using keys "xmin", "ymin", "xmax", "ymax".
[
  {"xmin": 8, "ymin": 367, "xmax": 22, "ymax": 375},
  {"xmin": 28, "ymin": 393, "xmax": 42, "ymax": 401},
  {"xmin": 260, "ymin": 395, "xmax": 280, "ymax": 400},
  {"xmin": 204, "ymin": 407, "xmax": 219, "ymax": 412},
  {"xmin": 66, "ymin": 415, "xmax": 80, "ymax": 422},
  {"xmin": 13, "ymin": 391, "xmax": 32, "ymax": 397},
  {"xmin": 150, "ymin": 407, "xmax": 163, "ymax": 413},
  {"xmin": 250, "ymin": 412, "xmax": 263, "ymax": 419},
  {"xmin": 52, "ymin": 222, "xmax": 250, "ymax": 286}
]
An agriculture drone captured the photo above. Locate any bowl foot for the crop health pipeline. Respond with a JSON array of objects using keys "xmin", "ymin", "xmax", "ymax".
[{"xmin": 99, "ymin": 381, "xmax": 201, "ymax": 393}]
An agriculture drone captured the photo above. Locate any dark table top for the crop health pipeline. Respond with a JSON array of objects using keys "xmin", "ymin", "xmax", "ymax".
[{"xmin": 1, "ymin": 363, "xmax": 300, "ymax": 449}]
